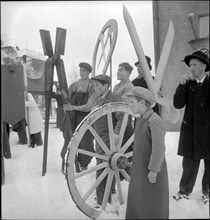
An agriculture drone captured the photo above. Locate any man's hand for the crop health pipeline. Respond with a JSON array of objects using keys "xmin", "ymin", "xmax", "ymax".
[
  {"xmin": 148, "ymin": 171, "xmax": 157, "ymax": 183},
  {"xmin": 180, "ymin": 73, "xmax": 194, "ymax": 85},
  {"xmin": 63, "ymin": 103, "xmax": 73, "ymax": 113}
]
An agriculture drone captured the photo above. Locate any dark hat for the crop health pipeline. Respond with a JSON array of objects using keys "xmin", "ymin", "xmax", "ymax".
[
  {"xmin": 91, "ymin": 74, "xmax": 111, "ymax": 85},
  {"xmin": 79, "ymin": 62, "xmax": 92, "ymax": 72},
  {"xmin": 135, "ymin": 56, "xmax": 152, "ymax": 70},
  {"xmin": 119, "ymin": 62, "xmax": 133, "ymax": 73},
  {"xmin": 184, "ymin": 50, "xmax": 209, "ymax": 72},
  {"xmin": 127, "ymin": 87, "xmax": 156, "ymax": 106}
]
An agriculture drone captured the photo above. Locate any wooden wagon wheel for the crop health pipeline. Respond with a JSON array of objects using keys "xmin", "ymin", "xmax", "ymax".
[
  {"xmin": 92, "ymin": 19, "xmax": 118, "ymax": 76},
  {"xmin": 66, "ymin": 102, "xmax": 136, "ymax": 219}
]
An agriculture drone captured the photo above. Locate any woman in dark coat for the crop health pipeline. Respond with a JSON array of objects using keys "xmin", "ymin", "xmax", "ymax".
[
  {"xmin": 173, "ymin": 50, "xmax": 209, "ymax": 203},
  {"xmin": 126, "ymin": 87, "xmax": 169, "ymax": 219}
]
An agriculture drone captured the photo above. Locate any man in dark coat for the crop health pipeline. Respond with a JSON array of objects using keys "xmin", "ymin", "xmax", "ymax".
[
  {"xmin": 91, "ymin": 74, "xmax": 123, "ymax": 208},
  {"xmin": 173, "ymin": 50, "xmax": 209, "ymax": 204},
  {"xmin": 63, "ymin": 62, "xmax": 95, "ymax": 172}
]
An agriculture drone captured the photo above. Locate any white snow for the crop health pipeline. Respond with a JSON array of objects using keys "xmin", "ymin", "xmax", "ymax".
[{"xmin": 2, "ymin": 124, "xmax": 209, "ymax": 219}]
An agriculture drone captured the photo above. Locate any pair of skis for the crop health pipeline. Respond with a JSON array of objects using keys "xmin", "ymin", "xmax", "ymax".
[{"xmin": 123, "ymin": 5, "xmax": 179, "ymax": 123}]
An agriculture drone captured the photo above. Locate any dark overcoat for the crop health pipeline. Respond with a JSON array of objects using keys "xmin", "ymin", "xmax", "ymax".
[
  {"xmin": 125, "ymin": 111, "xmax": 169, "ymax": 219},
  {"xmin": 173, "ymin": 75, "xmax": 209, "ymax": 159}
]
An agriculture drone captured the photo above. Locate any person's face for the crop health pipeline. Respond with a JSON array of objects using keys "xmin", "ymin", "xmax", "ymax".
[
  {"xmin": 80, "ymin": 67, "xmax": 90, "ymax": 80},
  {"xmin": 128, "ymin": 96, "xmax": 145, "ymax": 115},
  {"xmin": 189, "ymin": 59, "xmax": 206, "ymax": 79},
  {"xmin": 136, "ymin": 64, "xmax": 144, "ymax": 78},
  {"xmin": 117, "ymin": 66, "xmax": 129, "ymax": 81},
  {"xmin": 93, "ymin": 80, "xmax": 108, "ymax": 96}
]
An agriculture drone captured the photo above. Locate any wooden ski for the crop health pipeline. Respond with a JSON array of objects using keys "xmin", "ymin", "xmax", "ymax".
[{"xmin": 123, "ymin": 5, "xmax": 179, "ymax": 123}]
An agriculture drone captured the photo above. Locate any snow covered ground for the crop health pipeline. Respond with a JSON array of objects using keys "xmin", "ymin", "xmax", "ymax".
[{"xmin": 2, "ymin": 123, "xmax": 209, "ymax": 219}]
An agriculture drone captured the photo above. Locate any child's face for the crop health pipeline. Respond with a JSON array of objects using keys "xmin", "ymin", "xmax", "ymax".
[
  {"xmin": 93, "ymin": 80, "xmax": 108, "ymax": 96},
  {"xmin": 128, "ymin": 96, "xmax": 143, "ymax": 115}
]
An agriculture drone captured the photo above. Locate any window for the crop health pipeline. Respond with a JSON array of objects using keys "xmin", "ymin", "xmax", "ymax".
[{"xmin": 199, "ymin": 14, "xmax": 209, "ymax": 38}]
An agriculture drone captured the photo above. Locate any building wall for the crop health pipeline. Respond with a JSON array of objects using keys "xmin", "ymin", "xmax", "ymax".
[{"xmin": 153, "ymin": 1, "xmax": 209, "ymax": 131}]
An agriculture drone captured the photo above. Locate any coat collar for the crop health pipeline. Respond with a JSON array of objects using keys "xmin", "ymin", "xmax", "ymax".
[{"xmin": 141, "ymin": 108, "xmax": 154, "ymax": 120}]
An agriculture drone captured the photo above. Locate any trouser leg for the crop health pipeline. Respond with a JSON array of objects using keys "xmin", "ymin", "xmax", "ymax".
[
  {"xmin": 34, "ymin": 132, "xmax": 43, "ymax": 146},
  {"xmin": 179, "ymin": 157, "xmax": 200, "ymax": 195},
  {"xmin": 96, "ymin": 158, "xmax": 112, "ymax": 205},
  {"xmin": 17, "ymin": 119, "xmax": 28, "ymax": 144},
  {"xmin": 30, "ymin": 134, "xmax": 35, "ymax": 147},
  {"xmin": 78, "ymin": 130, "xmax": 94, "ymax": 167},
  {"xmin": 202, "ymin": 159, "xmax": 209, "ymax": 194},
  {"xmin": 2, "ymin": 122, "xmax": 11, "ymax": 158}
]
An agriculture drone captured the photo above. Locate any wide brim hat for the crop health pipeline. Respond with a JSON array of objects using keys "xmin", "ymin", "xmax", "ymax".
[
  {"xmin": 79, "ymin": 62, "xmax": 92, "ymax": 72},
  {"xmin": 91, "ymin": 74, "xmax": 111, "ymax": 85},
  {"xmin": 127, "ymin": 87, "xmax": 156, "ymax": 106},
  {"xmin": 135, "ymin": 55, "xmax": 152, "ymax": 70},
  {"xmin": 184, "ymin": 50, "xmax": 209, "ymax": 72}
]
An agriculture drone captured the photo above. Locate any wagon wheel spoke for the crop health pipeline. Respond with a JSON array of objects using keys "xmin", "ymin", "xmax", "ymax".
[
  {"xmin": 77, "ymin": 148, "xmax": 109, "ymax": 161},
  {"xmin": 107, "ymin": 111, "xmax": 115, "ymax": 152},
  {"xmin": 101, "ymin": 168, "xmax": 115, "ymax": 211},
  {"xmin": 124, "ymin": 151, "xmax": 133, "ymax": 158},
  {"xmin": 75, "ymin": 161, "xmax": 109, "ymax": 179},
  {"xmin": 115, "ymin": 171, "xmax": 124, "ymax": 204},
  {"xmin": 116, "ymin": 112, "xmax": 129, "ymax": 151},
  {"xmin": 120, "ymin": 133, "xmax": 134, "ymax": 153},
  {"xmin": 120, "ymin": 169, "xmax": 130, "ymax": 182},
  {"xmin": 82, "ymin": 167, "xmax": 109, "ymax": 202},
  {"xmin": 89, "ymin": 125, "xmax": 112, "ymax": 155}
]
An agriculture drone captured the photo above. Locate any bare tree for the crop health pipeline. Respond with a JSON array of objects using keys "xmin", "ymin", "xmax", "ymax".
[{"xmin": 67, "ymin": 63, "xmax": 79, "ymax": 85}]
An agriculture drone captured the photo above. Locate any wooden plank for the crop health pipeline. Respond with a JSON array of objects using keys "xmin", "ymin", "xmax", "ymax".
[
  {"xmin": 55, "ymin": 59, "xmax": 68, "ymax": 93},
  {"xmin": 39, "ymin": 29, "xmax": 53, "ymax": 57},
  {"xmin": 54, "ymin": 27, "xmax": 66, "ymax": 57}
]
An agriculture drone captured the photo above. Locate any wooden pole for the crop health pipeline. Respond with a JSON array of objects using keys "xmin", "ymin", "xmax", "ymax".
[{"xmin": 22, "ymin": 55, "xmax": 31, "ymax": 147}]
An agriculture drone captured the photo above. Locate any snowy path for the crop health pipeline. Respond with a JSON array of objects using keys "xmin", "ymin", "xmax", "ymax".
[{"xmin": 2, "ymin": 125, "xmax": 209, "ymax": 219}]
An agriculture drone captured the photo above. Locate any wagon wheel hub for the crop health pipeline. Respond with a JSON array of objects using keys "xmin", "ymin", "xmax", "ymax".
[{"xmin": 110, "ymin": 152, "xmax": 128, "ymax": 170}]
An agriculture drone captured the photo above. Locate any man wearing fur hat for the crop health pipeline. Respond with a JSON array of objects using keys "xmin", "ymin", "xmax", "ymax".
[{"xmin": 173, "ymin": 50, "xmax": 209, "ymax": 204}]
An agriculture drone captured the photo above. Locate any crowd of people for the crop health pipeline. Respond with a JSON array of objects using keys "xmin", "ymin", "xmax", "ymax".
[{"xmin": 2, "ymin": 49, "xmax": 209, "ymax": 218}]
